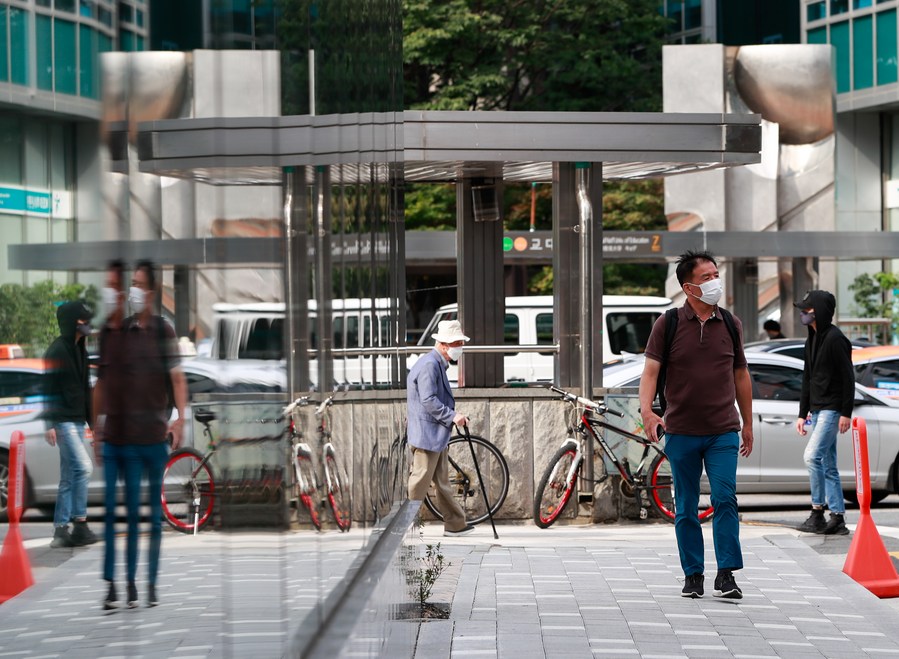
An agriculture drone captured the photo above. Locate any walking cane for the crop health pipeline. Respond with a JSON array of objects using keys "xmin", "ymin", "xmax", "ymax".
[{"xmin": 461, "ymin": 424, "xmax": 500, "ymax": 540}]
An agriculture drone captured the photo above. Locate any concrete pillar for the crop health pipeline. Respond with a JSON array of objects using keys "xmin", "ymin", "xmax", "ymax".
[
  {"xmin": 284, "ymin": 167, "xmax": 311, "ymax": 395},
  {"xmin": 313, "ymin": 166, "xmax": 334, "ymax": 391}
]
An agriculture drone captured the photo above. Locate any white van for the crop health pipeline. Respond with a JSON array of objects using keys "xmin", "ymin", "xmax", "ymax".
[
  {"xmin": 210, "ymin": 299, "xmax": 400, "ymax": 386},
  {"xmin": 416, "ymin": 295, "xmax": 673, "ymax": 383}
]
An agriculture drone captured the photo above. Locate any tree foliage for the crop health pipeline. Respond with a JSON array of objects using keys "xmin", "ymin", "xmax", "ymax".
[
  {"xmin": 849, "ymin": 272, "xmax": 899, "ymax": 340},
  {"xmin": 404, "ymin": 0, "xmax": 666, "ymax": 112},
  {"xmin": 0, "ymin": 281, "xmax": 98, "ymax": 357}
]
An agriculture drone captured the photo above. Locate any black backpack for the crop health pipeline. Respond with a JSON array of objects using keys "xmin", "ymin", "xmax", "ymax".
[{"xmin": 656, "ymin": 307, "xmax": 740, "ymax": 415}]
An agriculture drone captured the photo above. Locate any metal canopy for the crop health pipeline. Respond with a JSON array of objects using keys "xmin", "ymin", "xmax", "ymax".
[{"xmin": 135, "ymin": 110, "xmax": 761, "ymax": 184}]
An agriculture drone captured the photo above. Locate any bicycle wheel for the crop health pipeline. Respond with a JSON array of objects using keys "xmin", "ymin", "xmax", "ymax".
[
  {"xmin": 424, "ymin": 434, "xmax": 509, "ymax": 526},
  {"xmin": 324, "ymin": 447, "xmax": 352, "ymax": 532},
  {"xmin": 162, "ymin": 448, "xmax": 215, "ymax": 533},
  {"xmin": 647, "ymin": 453, "xmax": 714, "ymax": 524},
  {"xmin": 295, "ymin": 451, "xmax": 322, "ymax": 530},
  {"xmin": 533, "ymin": 444, "xmax": 581, "ymax": 529}
]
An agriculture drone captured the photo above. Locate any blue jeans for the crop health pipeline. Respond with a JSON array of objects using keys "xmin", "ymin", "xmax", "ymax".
[
  {"xmin": 665, "ymin": 432, "xmax": 743, "ymax": 576},
  {"xmin": 53, "ymin": 422, "xmax": 93, "ymax": 527},
  {"xmin": 103, "ymin": 442, "xmax": 168, "ymax": 585},
  {"xmin": 804, "ymin": 410, "xmax": 844, "ymax": 514}
]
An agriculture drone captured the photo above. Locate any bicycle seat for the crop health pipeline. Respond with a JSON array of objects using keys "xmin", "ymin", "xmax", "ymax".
[{"xmin": 194, "ymin": 409, "xmax": 216, "ymax": 424}]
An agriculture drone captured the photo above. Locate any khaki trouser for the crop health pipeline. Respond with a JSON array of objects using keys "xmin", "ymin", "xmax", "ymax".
[{"xmin": 408, "ymin": 446, "xmax": 467, "ymax": 532}]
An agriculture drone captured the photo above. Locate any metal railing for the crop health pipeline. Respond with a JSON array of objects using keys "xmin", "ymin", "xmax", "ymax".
[{"xmin": 323, "ymin": 344, "xmax": 561, "ymax": 358}]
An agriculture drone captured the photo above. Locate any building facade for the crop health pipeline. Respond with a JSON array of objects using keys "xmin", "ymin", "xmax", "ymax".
[
  {"xmin": 662, "ymin": 0, "xmax": 800, "ymax": 45},
  {"xmin": 0, "ymin": 0, "xmax": 147, "ymax": 285}
]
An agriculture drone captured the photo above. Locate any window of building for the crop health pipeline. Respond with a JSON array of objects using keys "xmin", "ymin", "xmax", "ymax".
[
  {"xmin": 807, "ymin": 1, "xmax": 827, "ymax": 21},
  {"xmin": 79, "ymin": 24, "xmax": 99, "ymax": 98},
  {"xmin": 55, "ymin": 19, "xmax": 77, "ymax": 95},
  {"xmin": 10, "ymin": 7, "xmax": 29, "ymax": 85},
  {"xmin": 79, "ymin": 1, "xmax": 95, "ymax": 19},
  {"xmin": 666, "ymin": 0, "xmax": 684, "ymax": 33},
  {"xmin": 0, "ymin": 6, "xmax": 7, "ymax": 83},
  {"xmin": 36, "ymin": 14, "xmax": 53, "ymax": 91},
  {"xmin": 853, "ymin": 15, "xmax": 874, "ymax": 89},
  {"xmin": 98, "ymin": 6, "xmax": 112, "ymax": 27},
  {"xmin": 853, "ymin": 0, "xmax": 873, "ymax": 8},
  {"xmin": 808, "ymin": 26, "xmax": 828, "ymax": 44},
  {"xmin": 877, "ymin": 9, "xmax": 898, "ymax": 84},
  {"xmin": 684, "ymin": 0, "xmax": 701, "ymax": 30},
  {"xmin": 831, "ymin": 0, "xmax": 850, "ymax": 15},
  {"xmin": 56, "ymin": 0, "xmax": 76, "ymax": 13},
  {"xmin": 120, "ymin": 4, "xmax": 133, "ymax": 24},
  {"xmin": 36, "ymin": 0, "xmax": 52, "ymax": 7},
  {"xmin": 135, "ymin": 9, "xmax": 144, "ymax": 27},
  {"xmin": 120, "ymin": 29, "xmax": 134, "ymax": 51},
  {"xmin": 831, "ymin": 21, "xmax": 851, "ymax": 93}
]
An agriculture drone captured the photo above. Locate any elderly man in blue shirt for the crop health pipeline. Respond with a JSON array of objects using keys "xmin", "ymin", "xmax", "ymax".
[{"xmin": 407, "ymin": 319, "xmax": 475, "ymax": 537}]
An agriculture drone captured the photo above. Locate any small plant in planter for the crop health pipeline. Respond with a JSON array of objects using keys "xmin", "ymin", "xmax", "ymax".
[{"xmin": 403, "ymin": 542, "xmax": 451, "ymax": 619}]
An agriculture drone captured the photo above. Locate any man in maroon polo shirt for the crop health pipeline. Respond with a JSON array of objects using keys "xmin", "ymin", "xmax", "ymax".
[
  {"xmin": 639, "ymin": 250, "xmax": 754, "ymax": 600},
  {"xmin": 94, "ymin": 260, "xmax": 187, "ymax": 610}
]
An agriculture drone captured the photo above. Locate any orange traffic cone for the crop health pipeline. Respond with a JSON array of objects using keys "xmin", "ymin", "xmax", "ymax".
[
  {"xmin": 0, "ymin": 431, "xmax": 34, "ymax": 604},
  {"xmin": 842, "ymin": 418, "xmax": 899, "ymax": 598}
]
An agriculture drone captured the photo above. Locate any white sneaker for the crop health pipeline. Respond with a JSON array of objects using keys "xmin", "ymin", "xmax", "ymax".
[{"xmin": 443, "ymin": 524, "xmax": 475, "ymax": 537}]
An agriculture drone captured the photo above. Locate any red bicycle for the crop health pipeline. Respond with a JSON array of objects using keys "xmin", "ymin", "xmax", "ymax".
[{"xmin": 533, "ymin": 385, "xmax": 715, "ymax": 529}]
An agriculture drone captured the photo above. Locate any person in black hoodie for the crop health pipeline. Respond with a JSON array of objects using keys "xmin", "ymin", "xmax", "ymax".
[
  {"xmin": 43, "ymin": 300, "xmax": 99, "ymax": 548},
  {"xmin": 794, "ymin": 290, "xmax": 854, "ymax": 536}
]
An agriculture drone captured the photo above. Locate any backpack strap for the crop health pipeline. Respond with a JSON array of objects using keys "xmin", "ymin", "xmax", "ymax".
[
  {"xmin": 718, "ymin": 307, "xmax": 741, "ymax": 359},
  {"xmin": 656, "ymin": 308, "xmax": 679, "ymax": 416}
]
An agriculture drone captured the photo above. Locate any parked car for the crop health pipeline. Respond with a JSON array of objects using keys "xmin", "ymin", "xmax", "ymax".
[
  {"xmin": 601, "ymin": 351, "xmax": 899, "ymax": 503},
  {"xmin": 745, "ymin": 337, "xmax": 877, "ymax": 361},
  {"xmin": 0, "ymin": 357, "xmax": 285, "ymax": 521},
  {"xmin": 852, "ymin": 345, "xmax": 899, "ymax": 399}
]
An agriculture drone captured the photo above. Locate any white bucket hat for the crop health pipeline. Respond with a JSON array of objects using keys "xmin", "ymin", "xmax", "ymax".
[{"xmin": 432, "ymin": 319, "xmax": 470, "ymax": 344}]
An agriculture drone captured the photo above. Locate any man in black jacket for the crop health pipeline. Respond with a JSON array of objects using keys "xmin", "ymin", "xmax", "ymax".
[
  {"xmin": 794, "ymin": 290, "xmax": 854, "ymax": 535},
  {"xmin": 44, "ymin": 300, "xmax": 99, "ymax": 548}
]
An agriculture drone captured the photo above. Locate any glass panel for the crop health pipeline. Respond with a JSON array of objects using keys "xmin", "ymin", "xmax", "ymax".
[
  {"xmin": 853, "ymin": 0, "xmax": 873, "ymax": 8},
  {"xmin": 136, "ymin": 34, "xmax": 144, "ymax": 51},
  {"xmin": 666, "ymin": 0, "xmax": 684, "ymax": 32},
  {"xmin": 831, "ymin": 21, "xmax": 851, "ymax": 93},
  {"xmin": 332, "ymin": 316, "xmax": 344, "ymax": 348},
  {"xmin": 831, "ymin": 0, "xmax": 850, "ymax": 15},
  {"xmin": 79, "ymin": 25, "xmax": 97, "ymax": 98},
  {"xmin": 120, "ymin": 4, "xmax": 133, "ymax": 23},
  {"xmin": 807, "ymin": 1, "xmax": 827, "ymax": 21},
  {"xmin": 36, "ymin": 0, "xmax": 52, "ymax": 7},
  {"xmin": 79, "ymin": 1, "xmax": 94, "ymax": 19},
  {"xmin": 535, "ymin": 313, "xmax": 554, "ymax": 345},
  {"xmin": 854, "ymin": 15, "xmax": 874, "ymax": 89},
  {"xmin": 36, "ymin": 15, "xmax": 53, "ymax": 91},
  {"xmin": 346, "ymin": 315, "xmax": 359, "ymax": 348},
  {"xmin": 877, "ymin": 9, "xmax": 898, "ymax": 84},
  {"xmin": 98, "ymin": 32, "xmax": 112, "ymax": 53},
  {"xmin": 0, "ymin": 6, "xmax": 7, "ymax": 83},
  {"xmin": 56, "ymin": 0, "xmax": 76, "ymax": 12},
  {"xmin": 98, "ymin": 6, "xmax": 112, "ymax": 27},
  {"xmin": 808, "ymin": 26, "xmax": 828, "ymax": 44},
  {"xmin": 684, "ymin": 0, "xmax": 701, "ymax": 30},
  {"xmin": 10, "ymin": 7, "xmax": 29, "ymax": 85},
  {"xmin": 503, "ymin": 314, "xmax": 520, "ymax": 344},
  {"xmin": 0, "ymin": 115, "xmax": 22, "ymax": 185},
  {"xmin": 120, "ymin": 29, "xmax": 134, "ymax": 51},
  {"xmin": 55, "ymin": 19, "xmax": 77, "ymax": 95},
  {"xmin": 136, "ymin": 9, "xmax": 144, "ymax": 27},
  {"xmin": 605, "ymin": 312, "xmax": 662, "ymax": 355}
]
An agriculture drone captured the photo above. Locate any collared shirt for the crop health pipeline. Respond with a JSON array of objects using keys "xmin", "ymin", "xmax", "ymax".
[
  {"xmin": 644, "ymin": 304, "xmax": 746, "ymax": 435},
  {"xmin": 98, "ymin": 316, "xmax": 178, "ymax": 445}
]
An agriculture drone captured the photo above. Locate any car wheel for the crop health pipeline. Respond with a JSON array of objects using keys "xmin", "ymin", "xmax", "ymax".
[{"xmin": 844, "ymin": 489, "xmax": 890, "ymax": 506}]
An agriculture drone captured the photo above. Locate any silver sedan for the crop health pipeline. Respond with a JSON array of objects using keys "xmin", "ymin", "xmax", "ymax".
[{"xmin": 602, "ymin": 351, "xmax": 899, "ymax": 504}]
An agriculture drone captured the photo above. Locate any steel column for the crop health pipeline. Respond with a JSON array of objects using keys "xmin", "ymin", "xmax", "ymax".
[
  {"xmin": 284, "ymin": 167, "xmax": 311, "ymax": 395},
  {"xmin": 457, "ymin": 178, "xmax": 504, "ymax": 387},
  {"xmin": 313, "ymin": 166, "xmax": 334, "ymax": 391},
  {"xmin": 731, "ymin": 258, "xmax": 759, "ymax": 342}
]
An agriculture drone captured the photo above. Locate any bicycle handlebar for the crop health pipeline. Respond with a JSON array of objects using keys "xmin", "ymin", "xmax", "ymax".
[
  {"xmin": 315, "ymin": 396, "xmax": 334, "ymax": 417},
  {"xmin": 282, "ymin": 395, "xmax": 313, "ymax": 418},
  {"xmin": 547, "ymin": 385, "xmax": 623, "ymax": 417}
]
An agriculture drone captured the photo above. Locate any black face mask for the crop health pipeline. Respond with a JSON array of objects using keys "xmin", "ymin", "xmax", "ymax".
[{"xmin": 76, "ymin": 323, "xmax": 93, "ymax": 337}]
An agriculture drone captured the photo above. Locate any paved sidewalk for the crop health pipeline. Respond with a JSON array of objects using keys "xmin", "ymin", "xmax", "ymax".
[
  {"xmin": 402, "ymin": 522, "xmax": 899, "ymax": 659},
  {"xmin": 3, "ymin": 521, "xmax": 899, "ymax": 657}
]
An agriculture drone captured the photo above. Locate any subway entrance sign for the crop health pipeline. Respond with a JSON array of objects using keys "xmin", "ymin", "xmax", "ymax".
[
  {"xmin": 502, "ymin": 231, "xmax": 664, "ymax": 260},
  {"xmin": 0, "ymin": 185, "xmax": 73, "ymax": 218}
]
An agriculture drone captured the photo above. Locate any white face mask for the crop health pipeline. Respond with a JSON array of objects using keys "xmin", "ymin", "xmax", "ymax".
[
  {"xmin": 129, "ymin": 286, "xmax": 146, "ymax": 315},
  {"xmin": 102, "ymin": 287, "xmax": 119, "ymax": 316},
  {"xmin": 686, "ymin": 278, "xmax": 723, "ymax": 306},
  {"xmin": 447, "ymin": 346, "xmax": 463, "ymax": 362}
]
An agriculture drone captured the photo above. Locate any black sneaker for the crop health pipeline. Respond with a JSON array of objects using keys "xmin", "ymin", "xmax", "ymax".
[
  {"xmin": 127, "ymin": 582, "xmax": 138, "ymax": 609},
  {"xmin": 103, "ymin": 581, "xmax": 118, "ymax": 611},
  {"xmin": 443, "ymin": 524, "xmax": 476, "ymax": 537},
  {"xmin": 50, "ymin": 525, "xmax": 75, "ymax": 548},
  {"xmin": 70, "ymin": 521, "xmax": 99, "ymax": 546},
  {"xmin": 823, "ymin": 513, "xmax": 850, "ymax": 535},
  {"xmin": 797, "ymin": 508, "xmax": 826, "ymax": 534},
  {"xmin": 148, "ymin": 584, "xmax": 158, "ymax": 608},
  {"xmin": 713, "ymin": 570, "xmax": 743, "ymax": 599},
  {"xmin": 681, "ymin": 573, "xmax": 704, "ymax": 598}
]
